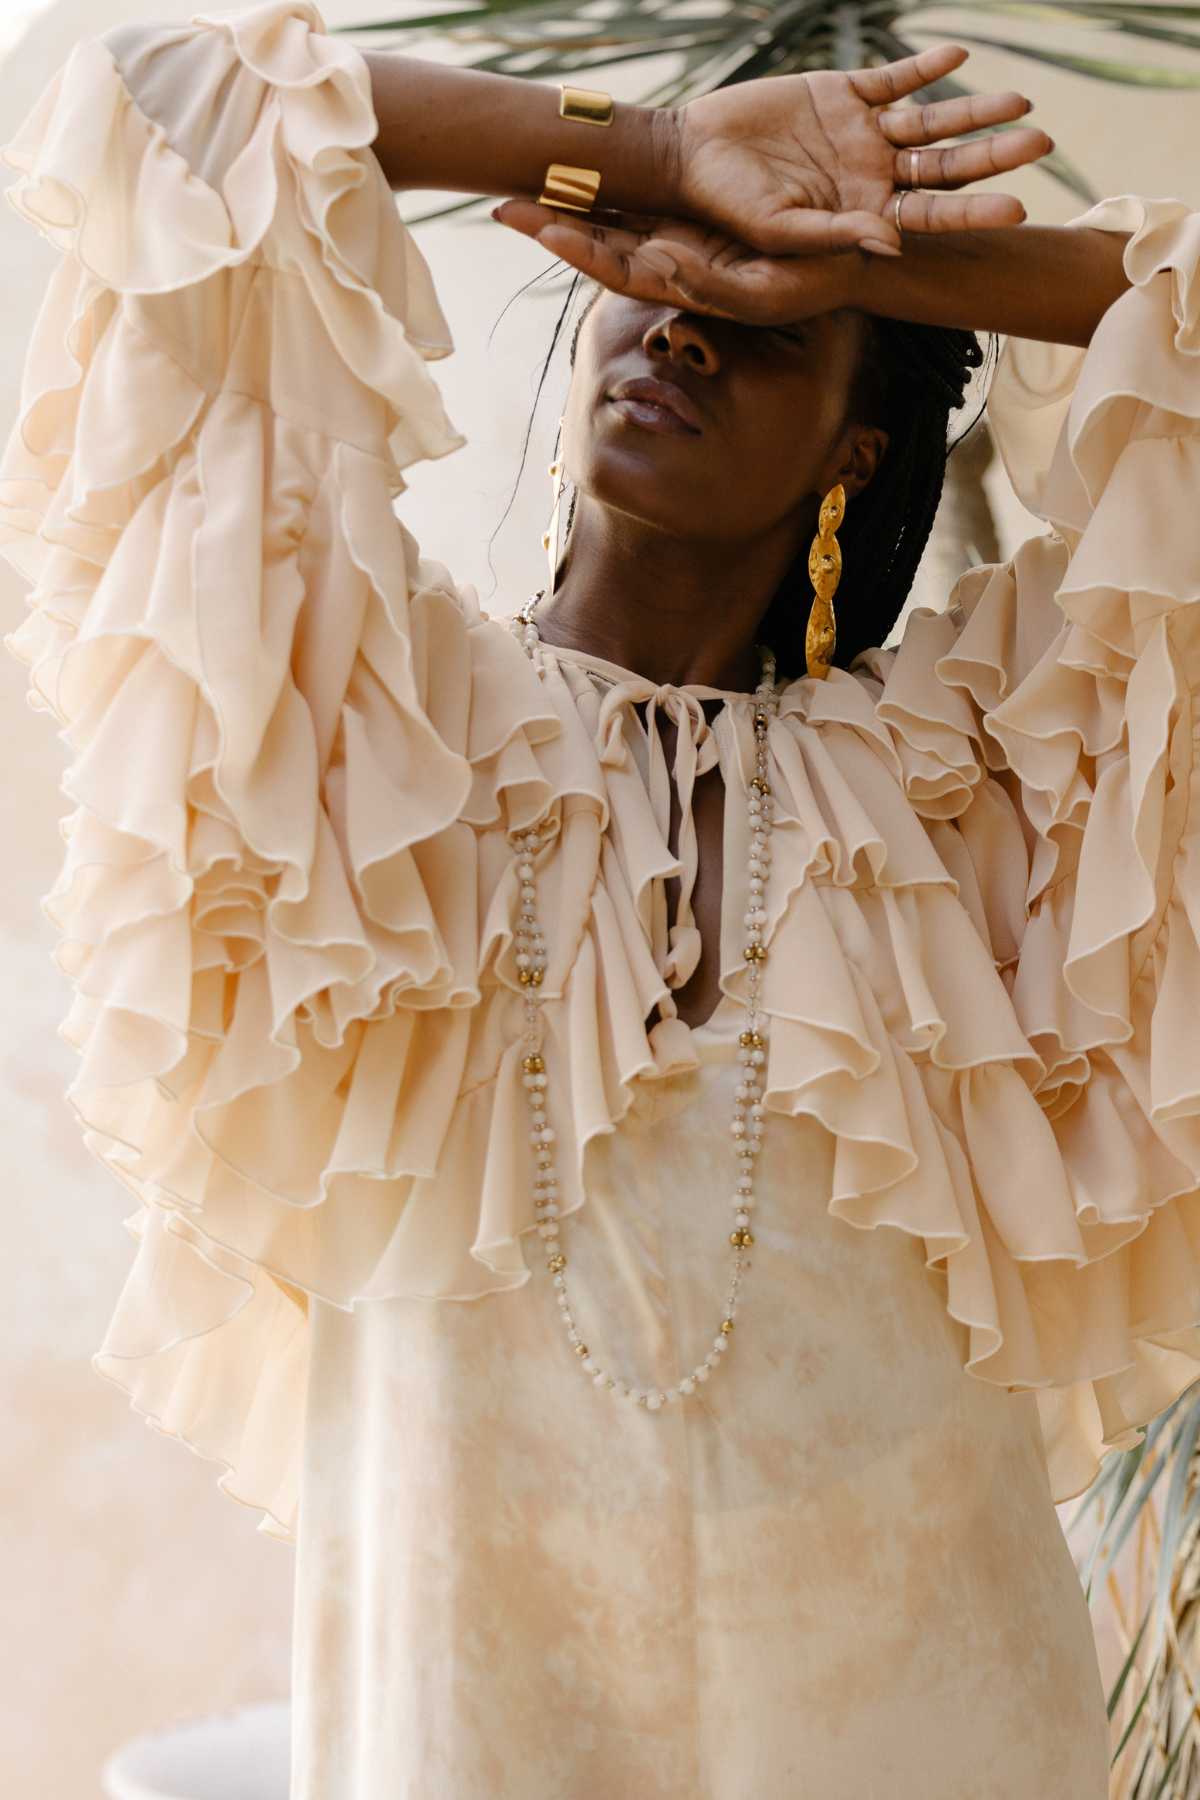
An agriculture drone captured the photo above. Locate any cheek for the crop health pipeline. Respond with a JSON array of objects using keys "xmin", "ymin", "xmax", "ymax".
[
  {"xmin": 562, "ymin": 309, "xmax": 618, "ymax": 474},
  {"xmin": 561, "ymin": 371, "xmax": 596, "ymax": 480},
  {"xmin": 574, "ymin": 422, "xmax": 807, "ymax": 545},
  {"xmin": 561, "ymin": 318, "xmax": 836, "ymax": 537},
  {"xmin": 701, "ymin": 366, "xmax": 852, "ymax": 526}
]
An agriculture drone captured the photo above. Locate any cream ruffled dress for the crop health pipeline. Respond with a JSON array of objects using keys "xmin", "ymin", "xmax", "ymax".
[{"xmin": 5, "ymin": 4, "xmax": 1200, "ymax": 1794}]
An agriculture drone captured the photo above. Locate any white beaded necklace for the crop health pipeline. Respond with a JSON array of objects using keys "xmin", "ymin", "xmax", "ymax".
[{"xmin": 507, "ymin": 590, "xmax": 781, "ymax": 1411}]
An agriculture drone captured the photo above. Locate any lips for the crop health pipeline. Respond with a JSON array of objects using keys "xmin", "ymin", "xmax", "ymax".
[{"xmin": 607, "ymin": 376, "xmax": 704, "ymax": 434}]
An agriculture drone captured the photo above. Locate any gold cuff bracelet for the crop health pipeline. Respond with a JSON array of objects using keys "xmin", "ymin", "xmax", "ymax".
[
  {"xmin": 538, "ymin": 162, "xmax": 602, "ymax": 214},
  {"xmin": 538, "ymin": 84, "xmax": 614, "ymax": 213},
  {"xmin": 559, "ymin": 85, "xmax": 614, "ymax": 127}
]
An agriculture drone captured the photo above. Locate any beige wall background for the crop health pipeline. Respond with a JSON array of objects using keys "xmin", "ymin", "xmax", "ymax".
[{"xmin": 0, "ymin": 1, "xmax": 1196, "ymax": 1793}]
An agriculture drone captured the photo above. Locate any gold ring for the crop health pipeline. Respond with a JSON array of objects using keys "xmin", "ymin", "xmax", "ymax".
[{"xmin": 894, "ymin": 191, "xmax": 905, "ymax": 237}]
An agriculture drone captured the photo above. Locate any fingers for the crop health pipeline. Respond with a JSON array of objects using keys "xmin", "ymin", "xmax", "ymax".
[
  {"xmin": 747, "ymin": 207, "xmax": 901, "ymax": 258},
  {"xmin": 894, "ymin": 124, "xmax": 1053, "ymax": 190},
  {"xmin": 897, "ymin": 191, "xmax": 1027, "ymax": 233},
  {"xmin": 490, "ymin": 198, "xmax": 632, "ymax": 277},
  {"xmin": 537, "ymin": 222, "xmax": 646, "ymax": 293},
  {"xmin": 491, "ymin": 200, "xmax": 767, "ymax": 320},
  {"xmin": 493, "ymin": 199, "xmax": 675, "ymax": 299},
  {"xmin": 644, "ymin": 244, "xmax": 762, "ymax": 319},
  {"xmin": 878, "ymin": 89, "xmax": 1032, "ymax": 146},
  {"xmin": 781, "ymin": 188, "xmax": 1028, "ymax": 254},
  {"xmin": 540, "ymin": 225, "xmax": 749, "ymax": 319},
  {"xmin": 492, "ymin": 197, "xmax": 584, "ymax": 241},
  {"xmin": 493, "ymin": 198, "xmax": 663, "ymax": 254},
  {"xmin": 848, "ymin": 41, "xmax": 968, "ymax": 107}
]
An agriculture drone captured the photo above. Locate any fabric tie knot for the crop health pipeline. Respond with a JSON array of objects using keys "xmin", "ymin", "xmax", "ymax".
[{"xmin": 593, "ymin": 678, "xmax": 720, "ymax": 992}]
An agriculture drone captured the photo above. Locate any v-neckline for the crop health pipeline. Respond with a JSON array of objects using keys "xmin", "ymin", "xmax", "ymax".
[
  {"xmin": 533, "ymin": 636, "xmax": 770, "ymax": 1040},
  {"xmin": 578, "ymin": 666, "xmax": 735, "ymax": 1037},
  {"xmin": 650, "ymin": 728, "xmax": 729, "ymax": 1034}
]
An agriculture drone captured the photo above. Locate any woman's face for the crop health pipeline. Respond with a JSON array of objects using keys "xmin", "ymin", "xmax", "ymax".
[{"xmin": 562, "ymin": 290, "xmax": 888, "ymax": 553}]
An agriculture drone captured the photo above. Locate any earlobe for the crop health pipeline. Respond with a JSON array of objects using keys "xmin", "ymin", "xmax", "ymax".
[
  {"xmin": 837, "ymin": 463, "xmax": 869, "ymax": 503},
  {"xmin": 840, "ymin": 426, "xmax": 890, "ymax": 500}
]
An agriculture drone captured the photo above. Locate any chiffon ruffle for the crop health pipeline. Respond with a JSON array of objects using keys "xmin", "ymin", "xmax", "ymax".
[
  {"xmin": 864, "ymin": 194, "xmax": 1200, "ymax": 1500},
  {"xmin": 3, "ymin": 1, "xmax": 1200, "ymax": 1540}
]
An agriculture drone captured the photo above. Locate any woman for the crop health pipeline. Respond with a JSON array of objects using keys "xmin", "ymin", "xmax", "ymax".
[{"xmin": 3, "ymin": 2, "xmax": 1199, "ymax": 1793}]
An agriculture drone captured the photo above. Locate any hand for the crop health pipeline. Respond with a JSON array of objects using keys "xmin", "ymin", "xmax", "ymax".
[
  {"xmin": 491, "ymin": 207, "xmax": 855, "ymax": 328},
  {"xmin": 662, "ymin": 41, "xmax": 1050, "ymax": 257}
]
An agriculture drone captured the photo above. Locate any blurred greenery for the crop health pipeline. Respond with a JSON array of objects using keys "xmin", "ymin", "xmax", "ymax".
[
  {"xmin": 1065, "ymin": 1382, "xmax": 1200, "ymax": 1795},
  {"xmin": 333, "ymin": 0, "xmax": 1200, "ymax": 218}
]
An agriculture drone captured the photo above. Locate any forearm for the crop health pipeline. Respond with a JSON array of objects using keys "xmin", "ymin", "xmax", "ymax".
[
  {"xmin": 850, "ymin": 223, "xmax": 1133, "ymax": 348},
  {"xmin": 363, "ymin": 52, "xmax": 679, "ymax": 214}
]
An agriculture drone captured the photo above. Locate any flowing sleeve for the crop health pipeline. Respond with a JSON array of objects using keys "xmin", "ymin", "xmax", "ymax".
[
  {"xmin": 0, "ymin": 0, "xmax": 548, "ymax": 1540},
  {"xmin": 869, "ymin": 195, "xmax": 1200, "ymax": 1503}
]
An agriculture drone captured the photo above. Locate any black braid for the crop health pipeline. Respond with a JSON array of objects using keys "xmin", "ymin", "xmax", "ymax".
[
  {"xmin": 492, "ymin": 275, "xmax": 995, "ymax": 679},
  {"xmin": 761, "ymin": 311, "xmax": 992, "ymax": 676}
]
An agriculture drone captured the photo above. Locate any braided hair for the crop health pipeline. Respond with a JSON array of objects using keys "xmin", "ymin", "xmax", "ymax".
[
  {"xmin": 495, "ymin": 273, "xmax": 994, "ymax": 680},
  {"xmin": 760, "ymin": 310, "xmax": 991, "ymax": 675}
]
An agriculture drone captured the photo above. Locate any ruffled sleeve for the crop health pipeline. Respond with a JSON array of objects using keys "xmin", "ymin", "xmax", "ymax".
[
  {"xmin": 0, "ymin": 1, "xmax": 559, "ymax": 1540},
  {"xmin": 867, "ymin": 195, "xmax": 1200, "ymax": 1503}
]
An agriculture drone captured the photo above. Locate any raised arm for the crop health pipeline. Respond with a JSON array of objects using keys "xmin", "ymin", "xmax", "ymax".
[
  {"xmin": 499, "ymin": 196, "xmax": 1132, "ymax": 350},
  {"xmin": 362, "ymin": 42, "xmax": 1051, "ymax": 258},
  {"xmin": 362, "ymin": 52, "xmax": 676, "ymax": 218},
  {"xmin": 849, "ymin": 224, "xmax": 1133, "ymax": 349},
  {"xmin": 470, "ymin": 45, "xmax": 1120, "ymax": 347}
]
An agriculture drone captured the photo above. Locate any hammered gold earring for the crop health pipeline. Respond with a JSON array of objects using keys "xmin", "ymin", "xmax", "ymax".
[
  {"xmin": 542, "ymin": 415, "xmax": 567, "ymax": 596},
  {"xmin": 805, "ymin": 482, "xmax": 846, "ymax": 680}
]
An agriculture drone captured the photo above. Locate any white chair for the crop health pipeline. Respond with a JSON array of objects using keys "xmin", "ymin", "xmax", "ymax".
[{"xmin": 101, "ymin": 1701, "xmax": 291, "ymax": 1800}]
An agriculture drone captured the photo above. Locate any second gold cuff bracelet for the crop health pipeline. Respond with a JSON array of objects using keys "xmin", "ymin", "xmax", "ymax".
[{"xmin": 538, "ymin": 84, "xmax": 613, "ymax": 215}]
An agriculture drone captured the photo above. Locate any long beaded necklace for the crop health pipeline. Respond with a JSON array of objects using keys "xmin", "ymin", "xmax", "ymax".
[{"xmin": 507, "ymin": 590, "xmax": 781, "ymax": 1411}]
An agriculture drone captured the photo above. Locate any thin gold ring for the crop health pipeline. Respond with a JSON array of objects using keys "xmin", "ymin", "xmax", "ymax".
[{"xmin": 894, "ymin": 191, "xmax": 905, "ymax": 237}]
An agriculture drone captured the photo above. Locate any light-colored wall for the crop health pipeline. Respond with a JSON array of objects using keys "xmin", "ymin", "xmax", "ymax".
[{"xmin": 0, "ymin": 2, "xmax": 1196, "ymax": 1793}]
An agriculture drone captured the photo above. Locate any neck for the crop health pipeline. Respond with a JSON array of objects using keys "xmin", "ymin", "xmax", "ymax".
[{"xmin": 531, "ymin": 500, "xmax": 810, "ymax": 692}]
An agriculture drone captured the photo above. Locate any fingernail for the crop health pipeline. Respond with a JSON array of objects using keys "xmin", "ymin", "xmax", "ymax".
[
  {"xmin": 490, "ymin": 204, "xmax": 503, "ymax": 222},
  {"xmin": 861, "ymin": 239, "xmax": 902, "ymax": 258}
]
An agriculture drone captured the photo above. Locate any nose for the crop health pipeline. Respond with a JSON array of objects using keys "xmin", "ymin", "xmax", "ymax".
[{"xmin": 641, "ymin": 309, "xmax": 720, "ymax": 375}]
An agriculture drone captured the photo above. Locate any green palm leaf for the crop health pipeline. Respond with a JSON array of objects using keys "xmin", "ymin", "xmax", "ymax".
[
  {"xmin": 914, "ymin": 0, "xmax": 1200, "ymax": 56},
  {"xmin": 915, "ymin": 27, "xmax": 1200, "ymax": 84},
  {"xmin": 1060, "ymin": 1383, "xmax": 1200, "ymax": 1794},
  {"xmin": 1108, "ymin": 1608, "xmax": 1152, "ymax": 1726},
  {"xmin": 333, "ymin": 0, "xmax": 1199, "ymax": 201}
]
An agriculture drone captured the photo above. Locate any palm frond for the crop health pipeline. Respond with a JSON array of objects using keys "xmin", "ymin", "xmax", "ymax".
[
  {"xmin": 333, "ymin": 0, "xmax": 1198, "ymax": 205},
  {"xmin": 1108, "ymin": 1608, "xmax": 1153, "ymax": 1725},
  {"xmin": 906, "ymin": 0, "xmax": 1200, "ymax": 57},
  {"xmin": 1059, "ymin": 1382, "xmax": 1200, "ymax": 1797},
  {"xmin": 912, "ymin": 26, "xmax": 1200, "ymax": 85}
]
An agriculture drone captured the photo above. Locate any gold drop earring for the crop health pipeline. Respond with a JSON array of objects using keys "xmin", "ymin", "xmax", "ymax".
[
  {"xmin": 805, "ymin": 482, "xmax": 846, "ymax": 681},
  {"xmin": 542, "ymin": 415, "xmax": 568, "ymax": 597}
]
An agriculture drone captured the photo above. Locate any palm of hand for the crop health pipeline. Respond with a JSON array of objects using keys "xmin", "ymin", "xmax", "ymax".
[
  {"xmin": 680, "ymin": 71, "xmax": 910, "ymax": 255},
  {"xmin": 670, "ymin": 43, "xmax": 1047, "ymax": 257}
]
